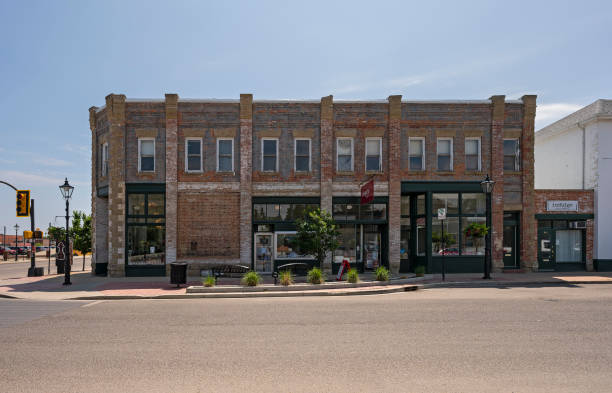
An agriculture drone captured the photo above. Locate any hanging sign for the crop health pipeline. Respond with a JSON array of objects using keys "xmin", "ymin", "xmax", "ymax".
[
  {"xmin": 437, "ymin": 208, "xmax": 447, "ymax": 220},
  {"xmin": 547, "ymin": 200, "xmax": 578, "ymax": 212},
  {"xmin": 336, "ymin": 259, "xmax": 351, "ymax": 281},
  {"xmin": 360, "ymin": 178, "xmax": 374, "ymax": 205}
]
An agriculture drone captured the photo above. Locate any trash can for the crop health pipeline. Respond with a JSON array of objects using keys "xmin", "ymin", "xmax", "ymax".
[{"xmin": 170, "ymin": 262, "xmax": 188, "ymax": 287}]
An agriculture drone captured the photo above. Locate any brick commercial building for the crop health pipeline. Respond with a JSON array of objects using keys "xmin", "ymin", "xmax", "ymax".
[{"xmin": 90, "ymin": 93, "xmax": 558, "ymax": 277}]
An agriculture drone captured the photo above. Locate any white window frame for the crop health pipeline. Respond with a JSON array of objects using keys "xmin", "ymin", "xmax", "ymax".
[
  {"xmin": 101, "ymin": 142, "xmax": 108, "ymax": 177},
  {"xmin": 503, "ymin": 138, "xmax": 520, "ymax": 171},
  {"xmin": 436, "ymin": 137, "xmax": 453, "ymax": 171},
  {"xmin": 336, "ymin": 137, "xmax": 354, "ymax": 172},
  {"xmin": 464, "ymin": 137, "xmax": 481, "ymax": 171},
  {"xmin": 216, "ymin": 137, "xmax": 234, "ymax": 172},
  {"xmin": 185, "ymin": 137, "xmax": 203, "ymax": 173},
  {"xmin": 365, "ymin": 137, "xmax": 383, "ymax": 172},
  {"xmin": 408, "ymin": 137, "xmax": 425, "ymax": 171},
  {"xmin": 261, "ymin": 137, "xmax": 279, "ymax": 172},
  {"xmin": 138, "ymin": 137, "xmax": 155, "ymax": 173},
  {"xmin": 294, "ymin": 138, "xmax": 311, "ymax": 172}
]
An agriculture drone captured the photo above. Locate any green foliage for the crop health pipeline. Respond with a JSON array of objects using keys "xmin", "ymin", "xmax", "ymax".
[
  {"xmin": 463, "ymin": 222, "xmax": 489, "ymax": 238},
  {"xmin": 432, "ymin": 231, "xmax": 456, "ymax": 248},
  {"xmin": 241, "ymin": 271, "xmax": 261, "ymax": 287},
  {"xmin": 278, "ymin": 270, "xmax": 294, "ymax": 286},
  {"xmin": 48, "ymin": 226, "xmax": 66, "ymax": 242},
  {"xmin": 306, "ymin": 267, "xmax": 325, "ymax": 285},
  {"xmin": 375, "ymin": 266, "xmax": 390, "ymax": 281},
  {"xmin": 347, "ymin": 268, "xmax": 359, "ymax": 283},
  {"xmin": 71, "ymin": 211, "xmax": 92, "ymax": 255},
  {"xmin": 295, "ymin": 208, "xmax": 340, "ymax": 269},
  {"xmin": 203, "ymin": 276, "xmax": 215, "ymax": 287},
  {"xmin": 415, "ymin": 265, "xmax": 426, "ymax": 277}
]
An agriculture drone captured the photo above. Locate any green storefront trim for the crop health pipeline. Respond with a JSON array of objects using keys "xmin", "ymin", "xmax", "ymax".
[
  {"xmin": 535, "ymin": 213, "xmax": 594, "ymax": 220},
  {"xmin": 402, "ymin": 181, "xmax": 483, "ymax": 193}
]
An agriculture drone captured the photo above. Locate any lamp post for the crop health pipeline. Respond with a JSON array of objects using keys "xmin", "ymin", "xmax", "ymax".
[
  {"xmin": 59, "ymin": 178, "xmax": 74, "ymax": 286},
  {"xmin": 13, "ymin": 224, "xmax": 19, "ymax": 261},
  {"xmin": 480, "ymin": 174, "xmax": 495, "ymax": 279}
]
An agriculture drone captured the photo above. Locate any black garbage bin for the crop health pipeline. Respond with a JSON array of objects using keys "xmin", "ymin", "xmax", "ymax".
[{"xmin": 170, "ymin": 262, "xmax": 187, "ymax": 287}]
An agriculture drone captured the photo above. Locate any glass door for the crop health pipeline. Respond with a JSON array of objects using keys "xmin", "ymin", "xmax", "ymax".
[
  {"xmin": 254, "ymin": 233, "xmax": 273, "ymax": 273},
  {"xmin": 363, "ymin": 225, "xmax": 380, "ymax": 270},
  {"xmin": 538, "ymin": 227, "xmax": 555, "ymax": 270}
]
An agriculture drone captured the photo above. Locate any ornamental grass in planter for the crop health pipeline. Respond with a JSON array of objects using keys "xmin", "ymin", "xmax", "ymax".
[
  {"xmin": 375, "ymin": 266, "xmax": 390, "ymax": 281},
  {"xmin": 306, "ymin": 267, "xmax": 325, "ymax": 285},
  {"xmin": 347, "ymin": 268, "xmax": 359, "ymax": 283},
  {"xmin": 278, "ymin": 270, "xmax": 294, "ymax": 286},
  {"xmin": 202, "ymin": 276, "xmax": 215, "ymax": 287},
  {"xmin": 241, "ymin": 271, "xmax": 261, "ymax": 287}
]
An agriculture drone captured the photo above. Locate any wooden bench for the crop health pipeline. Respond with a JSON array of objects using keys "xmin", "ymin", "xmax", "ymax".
[
  {"xmin": 210, "ymin": 264, "xmax": 250, "ymax": 283},
  {"xmin": 272, "ymin": 262, "xmax": 310, "ymax": 284}
]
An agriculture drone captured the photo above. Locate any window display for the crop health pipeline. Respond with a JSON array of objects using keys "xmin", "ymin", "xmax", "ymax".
[{"xmin": 275, "ymin": 232, "xmax": 312, "ymax": 259}]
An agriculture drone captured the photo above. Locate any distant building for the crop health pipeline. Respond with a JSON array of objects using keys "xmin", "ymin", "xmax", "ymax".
[
  {"xmin": 535, "ymin": 100, "xmax": 612, "ymax": 271},
  {"xmin": 89, "ymin": 93, "xmax": 558, "ymax": 277}
]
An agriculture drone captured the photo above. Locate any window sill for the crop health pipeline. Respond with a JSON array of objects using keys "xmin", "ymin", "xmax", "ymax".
[
  {"xmin": 138, "ymin": 171, "xmax": 155, "ymax": 174},
  {"xmin": 184, "ymin": 171, "xmax": 204, "ymax": 175},
  {"xmin": 258, "ymin": 171, "xmax": 279, "ymax": 176},
  {"xmin": 216, "ymin": 171, "xmax": 236, "ymax": 175},
  {"xmin": 435, "ymin": 171, "xmax": 455, "ymax": 175},
  {"xmin": 336, "ymin": 171, "xmax": 355, "ymax": 175},
  {"xmin": 365, "ymin": 170, "xmax": 384, "ymax": 175},
  {"xmin": 408, "ymin": 169, "xmax": 426, "ymax": 173},
  {"xmin": 465, "ymin": 170, "xmax": 485, "ymax": 175},
  {"xmin": 504, "ymin": 171, "xmax": 522, "ymax": 175}
]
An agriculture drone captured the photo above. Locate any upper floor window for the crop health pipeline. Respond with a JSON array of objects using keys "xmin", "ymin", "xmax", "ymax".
[
  {"xmin": 437, "ymin": 138, "xmax": 453, "ymax": 171},
  {"xmin": 465, "ymin": 138, "xmax": 481, "ymax": 171},
  {"xmin": 101, "ymin": 143, "xmax": 108, "ymax": 177},
  {"xmin": 503, "ymin": 139, "xmax": 520, "ymax": 171},
  {"xmin": 185, "ymin": 138, "xmax": 202, "ymax": 172},
  {"xmin": 365, "ymin": 138, "xmax": 382, "ymax": 172},
  {"xmin": 217, "ymin": 138, "xmax": 234, "ymax": 172},
  {"xmin": 294, "ymin": 138, "xmax": 311, "ymax": 172},
  {"xmin": 138, "ymin": 138, "xmax": 155, "ymax": 172},
  {"xmin": 337, "ymin": 137, "xmax": 354, "ymax": 172},
  {"xmin": 409, "ymin": 137, "xmax": 425, "ymax": 170},
  {"xmin": 262, "ymin": 138, "xmax": 278, "ymax": 172}
]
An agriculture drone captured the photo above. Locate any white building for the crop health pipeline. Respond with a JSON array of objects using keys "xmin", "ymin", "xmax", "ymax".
[{"xmin": 535, "ymin": 99, "xmax": 612, "ymax": 271}]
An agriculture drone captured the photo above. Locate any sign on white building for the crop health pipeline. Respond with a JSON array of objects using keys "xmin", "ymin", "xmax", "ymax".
[{"xmin": 546, "ymin": 200, "xmax": 578, "ymax": 212}]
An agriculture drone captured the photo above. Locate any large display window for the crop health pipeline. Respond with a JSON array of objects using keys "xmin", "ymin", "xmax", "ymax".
[{"xmin": 126, "ymin": 191, "xmax": 165, "ymax": 266}]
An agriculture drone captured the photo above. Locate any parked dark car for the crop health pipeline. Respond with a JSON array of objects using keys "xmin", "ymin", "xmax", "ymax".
[{"xmin": 0, "ymin": 246, "xmax": 17, "ymax": 255}]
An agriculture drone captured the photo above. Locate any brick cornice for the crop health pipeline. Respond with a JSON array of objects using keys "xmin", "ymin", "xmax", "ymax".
[
  {"xmin": 388, "ymin": 95, "xmax": 401, "ymax": 120},
  {"xmin": 490, "ymin": 95, "xmax": 505, "ymax": 121},
  {"xmin": 321, "ymin": 95, "xmax": 333, "ymax": 121},
  {"xmin": 240, "ymin": 94, "xmax": 253, "ymax": 120},
  {"xmin": 105, "ymin": 94, "xmax": 126, "ymax": 124},
  {"xmin": 165, "ymin": 93, "xmax": 179, "ymax": 121},
  {"xmin": 89, "ymin": 107, "xmax": 98, "ymax": 131}
]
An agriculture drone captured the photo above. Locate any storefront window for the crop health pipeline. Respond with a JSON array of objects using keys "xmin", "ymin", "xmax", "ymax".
[
  {"xmin": 432, "ymin": 217, "xmax": 459, "ymax": 255},
  {"xmin": 334, "ymin": 225, "xmax": 359, "ymax": 263},
  {"xmin": 126, "ymin": 192, "xmax": 165, "ymax": 265},
  {"xmin": 275, "ymin": 232, "xmax": 312, "ymax": 259},
  {"xmin": 417, "ymin": 195, "xmax": 425, "ymax": 215},
  {"xmin": 556, "ymin": 230, "xmax": 582, "ymax": 262},
  {"xmin": 462, "ymin": 193, "xmax": 485, "ymax": 215},
  {"xmin": 333, "ymin": 204, "xmax": 357, "ymax": 221},
  {"xmin": 333, "ymin": 203, "xmax": 386, "ymax": 221},
  {"xmin": 416, "ymin": 217, "xmax": 426, "ymax": 256},
  {"xmin": 400, "ymin": 218, "xmax": 410, "ymax": 260},
  {"xmin": 401, "ymin": 196, "xmax": 410, "ymax": 216},
  {"xmin": 461, "ymin": 217, "xmax": 486, "ymax": 255},
  {"xmin": 253, "ymin": 204, "xmax": 266, "ymax": 220},
  {"xmin": 432, "ymin": 193, "xmax": 458, "ymax": 215},
  {"xmin": 254, "ymin": 203, "xmax": 318, "ymax": 222}
]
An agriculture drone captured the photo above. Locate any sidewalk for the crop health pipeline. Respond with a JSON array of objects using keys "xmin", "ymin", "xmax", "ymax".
[{"xmin": 1, "ymin": 270, "xmax": 611, "ymax": 301}]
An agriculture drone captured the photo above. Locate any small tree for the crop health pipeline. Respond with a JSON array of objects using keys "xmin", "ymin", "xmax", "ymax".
[
  {"xmin": 295, "ymin": 208, "xmax": 340, "ymax": 270},
  {"xmin": 71, "ymin": 211, "xmax": 92, "ymax": 271},
  {"xmin": 48, "ymin": 226, "xmax": 66, "ymax": 243}
]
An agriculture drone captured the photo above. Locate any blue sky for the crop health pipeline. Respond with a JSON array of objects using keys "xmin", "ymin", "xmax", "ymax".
[{"xmin": 0, "ymin": 0, "xmax": 610, "ymax": 235}]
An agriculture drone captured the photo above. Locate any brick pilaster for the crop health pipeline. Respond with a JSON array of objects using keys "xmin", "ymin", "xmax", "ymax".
[
  {"xmin": 320, "ymin": 95, "xmax": 334, "ymax": 274},
  {"xmin": 106, "ymin": 94, "xmax": 126, "ymax": 277},
  {"xmin": 490, "ymin": 95, "xmax": 505, "ymax": 271},
  {"xmin": 89, "ymin": 106, "xmax": 98, "ymax": 274},
  {"xmin": 165, "ymin": 94, "xmax": 179, "ymax": 267},
  {"xmin": 521, "ymin": 95, "xmax": 537, "ymax": 271},
  {"xmin": 388, "ymin": 95, "xmax": 402, "ymax": 274},
  {"xmin": 239, "ymin": 94, "xmax": 253, "ymax": 266}
]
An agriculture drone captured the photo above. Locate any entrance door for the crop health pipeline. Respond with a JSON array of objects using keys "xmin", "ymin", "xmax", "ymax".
[
  {"xmin": 538, "ymin": 227, "xmax": 555, "ymax": 270},
  {"xmin": 363, "ymin": 225, "xmax": 381, "ymax": 270},
  {"xmin": 254, "ymin": 233, "xmax": 273, "ymax": 273},
  {"xmin": 503, "ymin": 224, "xmax": 518, "ymax": 269}
]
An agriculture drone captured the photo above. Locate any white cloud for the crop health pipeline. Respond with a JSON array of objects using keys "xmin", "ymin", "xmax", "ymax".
[
  {"xmin": 536, "ymin": 103, "xmax": 583, "ymax": 130},
  {"xmin": 0, "ymin": 158, "xmax": 16, "ymax": 165},
  {"xmin": 33, "ymin": 157, "xmax": 74, "ymax": 167}
]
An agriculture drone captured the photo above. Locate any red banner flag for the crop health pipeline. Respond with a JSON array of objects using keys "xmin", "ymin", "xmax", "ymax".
[{"xmin": 360, "ymin": 178, "xmax": 374, "ymax": 205}]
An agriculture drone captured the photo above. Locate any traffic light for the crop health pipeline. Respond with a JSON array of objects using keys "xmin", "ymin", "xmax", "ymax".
[
  {"xmin": 23, "ymin": 230, "xmax": 33, "ymax": 239},
  {"xmin": 16, "ymin": 190, "xmax": 30, "ymax": 217}
]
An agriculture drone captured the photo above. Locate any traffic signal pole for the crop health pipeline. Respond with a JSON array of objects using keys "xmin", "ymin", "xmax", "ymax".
[{"xmin": 27, "ymin": 199, "xmax": 36, "ymax": 277}]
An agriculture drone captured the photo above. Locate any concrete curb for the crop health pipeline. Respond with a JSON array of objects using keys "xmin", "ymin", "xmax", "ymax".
[
  {"xmin": 66, "ymin": 284, "xmax": 420, "ymax": 300},
  {"xmin": 419, "ymin": 280, "xmax": 612, "ymax": 289}
]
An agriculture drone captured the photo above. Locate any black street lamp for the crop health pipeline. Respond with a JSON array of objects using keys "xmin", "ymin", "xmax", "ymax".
[
  {"xmin": 59, "ymin": 178, "xmax": 74, "ymax": 286},
  {"xmin": 480, "ymin": 174, "xmax": 495, "ymax": 279},
  {"xmin": 13, "ymin": 224, "xmax": 19, "ymax": 261}
]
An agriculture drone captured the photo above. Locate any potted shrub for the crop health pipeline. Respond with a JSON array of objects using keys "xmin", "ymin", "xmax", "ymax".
[
  {"xmin": 415, "ymin": 265, "xmax": 426, "ymax": 277},
  {"xmin": 202, "ymin": 276, "xmax": 215, "ymax": 287},
  {"xmin": 278, "ymin": 270, "xmax": 293, "ymax": 286}
]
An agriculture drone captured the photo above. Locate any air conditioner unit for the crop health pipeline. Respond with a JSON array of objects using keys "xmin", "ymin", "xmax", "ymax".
[{"xmin": 570, "ymin": 221, "xmax": 587, "ymax": 229}]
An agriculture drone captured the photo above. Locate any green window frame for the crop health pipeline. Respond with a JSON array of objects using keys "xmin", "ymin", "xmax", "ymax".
[{"xmin": 126, "ymin": 189, "xmax": 166, "ymax": 266}]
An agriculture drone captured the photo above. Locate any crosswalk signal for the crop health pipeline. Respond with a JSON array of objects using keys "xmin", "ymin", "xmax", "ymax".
[{"xmin": 16, "ymin": 190, "xmax": 30, "ymax": 217}]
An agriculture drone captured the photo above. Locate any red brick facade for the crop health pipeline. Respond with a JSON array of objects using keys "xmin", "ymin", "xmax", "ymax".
[{"xmin": 90, "ymin": 93, "xmax": 542, "ymax": 277}]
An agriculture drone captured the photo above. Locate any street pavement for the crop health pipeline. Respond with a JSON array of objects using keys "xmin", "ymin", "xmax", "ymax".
[
  {"xmin": 0, "ymin": 254, "xmax": 91, "ymax": 280},
  {"xmin": 1, "ymin": 284, "xmax": 611, "ymax": 392}
]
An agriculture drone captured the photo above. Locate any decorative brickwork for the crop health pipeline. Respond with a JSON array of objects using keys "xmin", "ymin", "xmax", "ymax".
[
  {"xmin": 521, "ymin": 95, "xmax": 537, "ymax": 270},
  {"xmin": 490, "ymin": 95, "xmax": 505, "ymax": 270},
  {"xmin": 388, "ymin": 95, "xmax": 402, "ymax": 273},
  {"xmin": 239, "ymin": 94, "xmax": 253, "ymax": 266},
  {"xmin": 165, "ymin": 94, "xmax": 178, "ymax": 264}
]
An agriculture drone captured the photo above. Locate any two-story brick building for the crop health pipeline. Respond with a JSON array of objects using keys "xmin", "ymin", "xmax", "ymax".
[{"xmin": 90, "ymin": 93, "xmax": 542, "ymax": 277}]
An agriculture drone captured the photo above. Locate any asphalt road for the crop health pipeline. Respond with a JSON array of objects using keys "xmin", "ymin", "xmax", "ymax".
[
  {"xmin": 1, "ymin": 284, "xmax": 611, "ymax": 393},
  {"xmin": 0, "ymin": 255, "xmax": 91, "ymax": 279}
]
